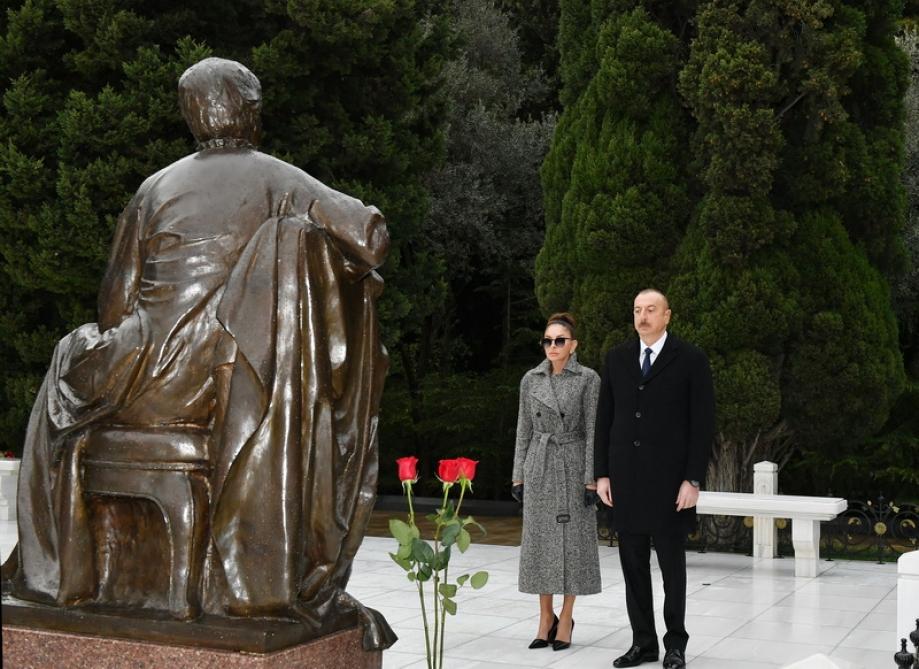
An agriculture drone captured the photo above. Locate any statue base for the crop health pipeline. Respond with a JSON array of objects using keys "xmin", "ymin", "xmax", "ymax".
[{"xmin": 1, "ymin": 596, "xmax": 381, "ymax": 668}]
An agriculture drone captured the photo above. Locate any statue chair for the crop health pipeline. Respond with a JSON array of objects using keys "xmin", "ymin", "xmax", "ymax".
[{"xmin": 59, "ymin": 426, "xmax": 211, "ymax": 620}]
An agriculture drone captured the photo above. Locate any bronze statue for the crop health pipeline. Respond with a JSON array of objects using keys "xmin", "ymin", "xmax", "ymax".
[{"xmin": 2, "ymin": 57, "xmax": 394, "ymax": 650}]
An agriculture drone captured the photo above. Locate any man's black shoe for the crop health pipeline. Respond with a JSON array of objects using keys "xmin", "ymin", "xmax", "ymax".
[
  {"xmin": 662, "ymin": 648, "xmax": 686, "ymax": 669},
  {"xmin": 612, "ymin": 645, "xmax": 659, "ymax": 667}
]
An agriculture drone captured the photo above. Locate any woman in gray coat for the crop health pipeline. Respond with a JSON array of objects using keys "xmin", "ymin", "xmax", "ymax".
[{"xmin": 512, "ymin": 312, "xmax": 601, "ymax": 652}]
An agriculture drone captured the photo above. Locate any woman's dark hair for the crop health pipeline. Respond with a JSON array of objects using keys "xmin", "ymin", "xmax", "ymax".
[{"xmin": 546, "ymin": 312, "xmax": 576, "ymax": 338}]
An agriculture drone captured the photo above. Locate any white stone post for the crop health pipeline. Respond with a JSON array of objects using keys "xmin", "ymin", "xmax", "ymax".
[
  {"xmin": 752, "ymin": 460, "xmax": 778, "ymax": 558},
  {"xmin": 790, "ymin": 519, "xmax": 821, "ymax": 578},
  {"xmin": 0, "ymin": 458, "xmax": 20, "ymax": 521},
  {"xmin": 898, "ymin": 549, "xmax": 919, "ymax": 652}
]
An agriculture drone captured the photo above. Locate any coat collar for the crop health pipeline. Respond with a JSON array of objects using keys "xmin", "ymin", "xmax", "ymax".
[
  {"xmin": 531, "ymin": 354, "xmax": 582, "ymax": 415},
  {"xmin": 629, "ymin": 333, "xmax": 681, "ymax": 383}
]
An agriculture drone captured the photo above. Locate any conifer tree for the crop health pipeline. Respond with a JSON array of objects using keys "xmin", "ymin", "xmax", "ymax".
[
  {"xmin": 672, "ymin": 0, "xmax": 906, "ymax": 492},
  {"xmin": 538, "ymin": 2, "xmax": 693, "ymax": 358}
]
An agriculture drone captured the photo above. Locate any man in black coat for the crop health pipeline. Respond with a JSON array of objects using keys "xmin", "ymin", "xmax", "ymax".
[{"xmin": 595, "ymin": 289, "xmax": 715, "ymax": 669}]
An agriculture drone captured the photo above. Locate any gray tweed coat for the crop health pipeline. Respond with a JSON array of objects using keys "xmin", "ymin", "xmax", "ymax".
[{"xmin": 513, "ymin": 354, "xmax": 601, "ymax": 595}]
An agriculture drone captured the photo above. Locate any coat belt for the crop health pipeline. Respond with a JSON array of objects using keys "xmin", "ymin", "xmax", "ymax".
[{"xmin": 532, "ymin": 430, "xmax": 585, "ymax": 523}]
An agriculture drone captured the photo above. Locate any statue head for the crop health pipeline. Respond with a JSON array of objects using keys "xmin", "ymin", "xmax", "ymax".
[{"xmin": 178, "ymin": 57, "xmax": 262, "ymax": 147}]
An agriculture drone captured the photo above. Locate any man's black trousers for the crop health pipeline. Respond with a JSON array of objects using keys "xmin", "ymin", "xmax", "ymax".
[{"xmin": 617, "ymin": 529, "xmax": 688, "ymax": 653}]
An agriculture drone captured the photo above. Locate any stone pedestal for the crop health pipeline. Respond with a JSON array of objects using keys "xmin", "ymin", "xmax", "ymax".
[
  {"xmin": 2, "ymin": 625, "xmax": 380, "ymax": 669},
  {"xmin": 897, "ymin": 549, "xmax": 919, "ymax": 651},
  {"xmin": 1, "ymin": 596, "xmax": 381, "ymax": 669}
]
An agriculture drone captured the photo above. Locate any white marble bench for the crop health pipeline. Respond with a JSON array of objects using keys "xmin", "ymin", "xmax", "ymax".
[{"xmin": 696, "ymin": 490, "xmax": 847, "ymax": 577}]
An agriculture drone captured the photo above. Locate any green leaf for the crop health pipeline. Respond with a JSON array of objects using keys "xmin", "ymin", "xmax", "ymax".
[
  {"xmin": 457, "ymin": 528, "xmax": 471, "ymax": 552},
  {"xmin": 417, "ymin": 565, "xmax": 432, "ymax": 582},
  {"xmin": 438, "ymin": 583, "xmax": 457, "ymax": 597},
  {"xmin": 412, "ymin": 538, "xmax": 434, "ymax": 564},
  {"xmin": 407, "ymin": 572, "xmax": 416, "ymax": 582},
  {"xmin": 462, "ymin": 516, "xmax": 487, "ymax": 535},
  {"xmin": 470, "ymin": 571, "xmax": 489, "ymax": 589},
  {"xmin": 396, "ymin": 541, "xmax": 412, "ymax": 559},
  {"xmin": 389, "ymin": 552, "xmax": 410, "ymax": 571},
  {"xmin": 389, "ymin": 518, "xmax": 413, "ymax": 545},
  {"xmin": 431, "ymin": 546, "xmax": 451, "ymax": 571},
  {"xmin": 442, "ymin": 597, "xmax": 457, "ymax": 615},
  {"xmin": 456, "ymin": 574, "xmax": 470, "ymax": 586},
  {"xmin": 441, "ymin": 522, "xmax": 461, "ymax": 547}
]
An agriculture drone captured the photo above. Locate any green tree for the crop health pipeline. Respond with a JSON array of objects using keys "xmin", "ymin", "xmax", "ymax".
[
  {"xmin": 538, "ymin": 2, "xmax": 693, "ymax": 360},
  {"xmin": 672, "ymin": 0, "xmax": 906, "ymax": 493},
  {"xmin": 251, "ymin": 0, "xmax": 451, "ymax": 356},
  {"xmin": 378, "ymin": 0, "xmax": 556, "ymax": 485},
  {"xmin": 896, "ymin": 27, "xmax": 919, "ymax": 378},
  {"xmin": 497, "ymin": 0, "xmax": 561, "ymax": 114},
  {"xmin": 423, "ymin": 0, "xmax": 553, "ymax": 367},
  {"xmin": 831, "ymin": 0, "xmax": 909, "ymax": 275}
]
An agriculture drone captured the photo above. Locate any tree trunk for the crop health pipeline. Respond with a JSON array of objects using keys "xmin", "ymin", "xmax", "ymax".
[
  {"xmin": 700, "ymin": 424, "xmax": 793, "ymax": 550},
  {"xmin": 706, "ymin": 438, "xmax": 750, "ymax": 494}
]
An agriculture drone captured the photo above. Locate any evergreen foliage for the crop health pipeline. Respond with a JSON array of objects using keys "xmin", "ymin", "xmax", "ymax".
[
  {"xmin": 377, "ymin": 0, "xmax": 556, "ymax": 484},
  {"xmin": 422, "ymin": 0, "xmax": 553, "ymax": 367},
  {"xmin": 379, "ymin": 364, "xmax": 527, "ymax": 499},
  {"xmin": 539, "ymin": 3, "xmax": 692, "ymax": 359},
  {"xmin": 897, "ymin": 27, "xmax": 919, "ymax": 378},
  {"xmin": 497, "ymin": 0, "xmax": 561, "ymax": 114},
  {"xmin": 673, "ymin": 0, "xmax": 906, "ymax": 492}
]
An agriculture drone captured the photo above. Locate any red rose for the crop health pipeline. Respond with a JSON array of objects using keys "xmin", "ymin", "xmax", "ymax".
[
  {"xmin": 396, "ymin": 456, "xmax": 419, "ymax": 482},
  {"xmin": 455, "ymin": 457, "xmax": 478, "ymax": 482},
  {"xmin": 437, "ymin": 458, "xmax": 461, "ymax": 484}
]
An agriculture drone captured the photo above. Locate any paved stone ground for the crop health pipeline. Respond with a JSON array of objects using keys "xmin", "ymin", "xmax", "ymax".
[
  {"xmin": 0, "ymin": 513, "xmax": 901, "ymax": 668},
  {"xmin": 354, "ymin": 526, "xmax": 899, "ymax": 669}
]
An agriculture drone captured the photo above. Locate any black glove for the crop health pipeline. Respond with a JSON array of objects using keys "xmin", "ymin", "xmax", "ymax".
[
  {"xmin": 584, "ymin": 489, "xmax": 600, "ymax": 508},
  {"xmin": 511, "ymin": 483, "xmax": 524, "ymax": 505}
]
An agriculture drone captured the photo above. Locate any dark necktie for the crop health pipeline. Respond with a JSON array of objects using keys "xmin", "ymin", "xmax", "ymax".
[{"xmin": 642, "ymin": 347, "xmax": 653, "ymax": 377}]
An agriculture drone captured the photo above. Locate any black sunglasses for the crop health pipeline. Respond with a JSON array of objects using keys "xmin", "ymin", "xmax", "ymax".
[{"xmin": 541, "ymin": 337, "xmax": 573, "ymax": 348}]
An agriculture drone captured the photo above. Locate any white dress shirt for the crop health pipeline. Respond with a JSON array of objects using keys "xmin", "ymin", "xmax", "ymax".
[{"xmin": 639, "ymin": 331, "xmax": 668, "ymax": 371}]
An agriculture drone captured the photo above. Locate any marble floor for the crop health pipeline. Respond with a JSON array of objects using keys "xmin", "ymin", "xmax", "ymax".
[
  {"xmin": 350, "ymin": 536, "xmax": 900, "ymax": 669},
  {"xmin": 0, "ymin": 521, "xmax": 901, "ymax": 668}
]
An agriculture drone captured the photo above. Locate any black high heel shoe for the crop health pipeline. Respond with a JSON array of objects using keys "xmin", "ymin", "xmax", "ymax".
[
  {"xmin": 552, "ymin": 619, "xmax": 575, "ymax": 651},
  {"xmin": 527, "ymin": 614, "xmax": 559, "ymax": 649}
]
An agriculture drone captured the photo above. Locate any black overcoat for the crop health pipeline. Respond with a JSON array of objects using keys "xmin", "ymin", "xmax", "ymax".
[{"xmin": 593, "ymin": 333, "xmax": 715, "ymax": 534}]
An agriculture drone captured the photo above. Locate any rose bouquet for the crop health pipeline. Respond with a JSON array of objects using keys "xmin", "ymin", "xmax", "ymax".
[{"xmin": 389, "ymin": 456, "xmax": 489, "ymax": 669}]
